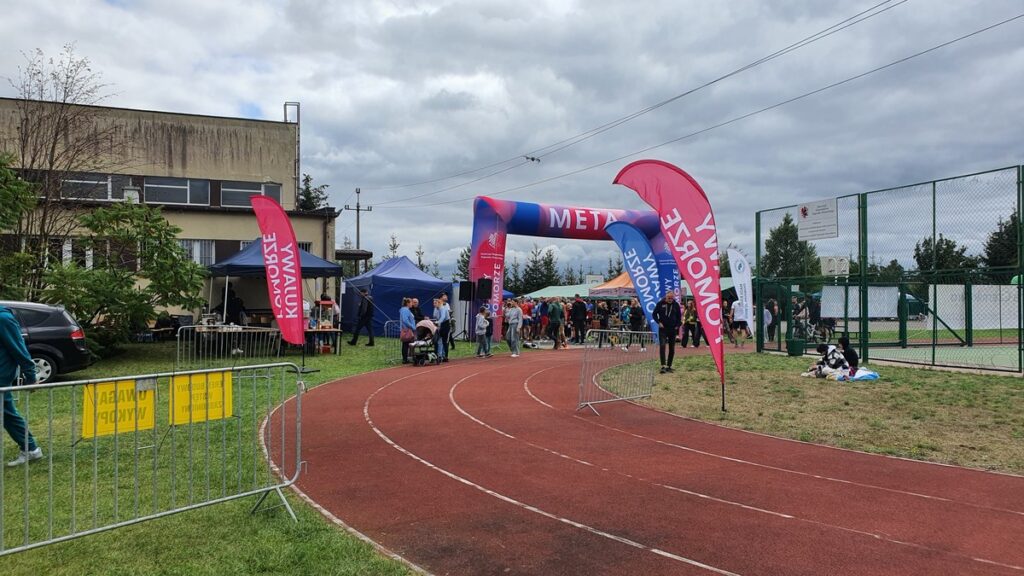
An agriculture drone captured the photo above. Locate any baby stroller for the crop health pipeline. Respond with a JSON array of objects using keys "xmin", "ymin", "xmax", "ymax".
[{"xmin": 411, "ymin": 320, "xmax": 439, "ymax": 366}]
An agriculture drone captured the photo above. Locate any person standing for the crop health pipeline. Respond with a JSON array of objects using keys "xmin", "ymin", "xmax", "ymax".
[
  {"xmin": 548, "ymin": 298, "xmax": 564, "ymax": 350},
  {"xmin": 348, "ymin": 289, "xmax": 375, "ymax": 346},
  {"xmin": 504, "ymin": 300, "xmax": 523, "ymax": 357},
  {"xmin": 681, "ymin": 299, "xmax": 700, "ymax": 348},
  {"xmin": 764, "ymin": 298, "xmax": 777, "ymax": 342},
  {"xmin": 595, "ymin": 301, "xmax": 610, "ymax": 348},
  {"xmin": 433, "ymin": 297, "xmax": 451, "ymax": 363},
  {"xmin": 625, "ymin": 298, "xmax": 646, "ymax": 351},
  {"xmin": 653, "ymin": 292, "xmax": 682, "ymax": 373},
  {"xmin": 410, "ymin": 298, "xmax": 424, "ymax": 323},
  {"xmin": 474, "ymin": 306, "xmax": 490, "ymax": 357},
  {"xmin": 399, "ymin": 298, "xmax": 416, "ymax": 364},
  {"xmin": 570, "ymin": 294, "xmax": 588, "ymax": 344},
  {"xmin": 1, "ymin": 304, "xmax": 42, "ymax": 466}
]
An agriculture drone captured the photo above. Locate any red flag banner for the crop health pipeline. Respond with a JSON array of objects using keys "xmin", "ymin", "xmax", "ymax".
[
  {"xmin": 250, "ymin": 196, "xmax": 305, "ymax": 345},
  {"xmin": 614, "ymin": 160, "xmax": 726, "ymax": 389}
]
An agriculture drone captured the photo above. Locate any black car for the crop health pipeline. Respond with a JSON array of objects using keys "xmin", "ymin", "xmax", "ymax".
[{"xmin": 0, "ymin": 301, "xmax": 92, "ymax": 384}]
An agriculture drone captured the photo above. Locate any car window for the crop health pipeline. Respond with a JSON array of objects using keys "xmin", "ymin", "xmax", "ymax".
[
  {"xmin": 13, "ymin": 307, "xmax": 51, "ymax": 327},
  {"xmin": 62, "ymin": 311, "xmax": 80, "ymax": 328}
]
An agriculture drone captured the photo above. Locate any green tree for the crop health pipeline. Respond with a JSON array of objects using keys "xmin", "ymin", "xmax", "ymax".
[
  {"xmin": 875, "ymin": 259, "xmax": 905, "ymax": 283},
  {"xmin": 382, "ymin": 234, "xmax": 400, "ymax": 261},
  {"xmin": 521, "ymin": 245, "xmax": 546, "ymax": 294},
  {"xmin": 0, "ymin": 154, "xmax": 36, "ymax": 299},
  {"xmin": 41, "ymin": 203, "xmax": 206, "ymax": 355},
  {"xmin": 606, "ymin": 256, "xmax": 624, "ymax": 279},
  {"xmin": 760, "ymin": 213, "xmax": 821, "ymax": 279},
  {"xmin": 540, "ymin": 248, "xmax": 561, "ymax": 287},
  {"xmin": 504, "ymin": 256, "xmax": 523, "ymax": 295},
  {"xmin": 415, "ymin": 243, "xmax": 427, "ymax": 272},
  {"xmin": 913, "ymin": 234, "xmax": 977, "ymax": 277},
  {"xmin": 454, "ymin": 246, "xmax": 471, "ymax": 281},
  {"xmin": 982, "ymin": 212, "xmax": 1018, "ymax": 272},
  {"xmin": 296, "ymin": 173, "xmax": 330, "ymax": 211},
  {"xmin": 563, "ymin": 265, "xmax": 579, "ymax": 285}
]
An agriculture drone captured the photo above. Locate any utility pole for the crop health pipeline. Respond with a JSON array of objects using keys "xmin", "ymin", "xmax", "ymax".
[{"xmin": 344, "ymin": 187, "xmax": 372, "ymax": 272}]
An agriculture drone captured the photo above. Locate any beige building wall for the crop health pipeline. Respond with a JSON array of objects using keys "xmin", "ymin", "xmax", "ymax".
[{"xmin": 0, "ymin": 98, "xmax": 299, "ymax": 209}]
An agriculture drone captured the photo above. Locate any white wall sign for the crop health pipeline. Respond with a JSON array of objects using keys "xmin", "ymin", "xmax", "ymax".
[
  {"xmin": 819, "ymin": 256, "xmax": 850, "ymax": 276},
  {"xmin": 797, "ymin": 198, "xmax": 839, "ymax": 241}
]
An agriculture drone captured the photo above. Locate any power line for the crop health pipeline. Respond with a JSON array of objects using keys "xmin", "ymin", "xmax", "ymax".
[
  {"xmin": 359, "ymin": 0, "xmax": 905, "ymax": 195},
  {"xmin": 386, "ymin": 10, "xmax": 1024, "ymax": 210}
]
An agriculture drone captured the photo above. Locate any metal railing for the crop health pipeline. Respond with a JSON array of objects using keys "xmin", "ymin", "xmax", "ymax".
[
  {"xmin": 380, "ymin": 321, "xmax": 402, "ymax": 365},
  {"xmin": 578, "ymin": 329, "xmax": 658, "ymax": 415},
  {"xmin": 0, "ymin": 362, "xmax": 303, "ymax": 555},
  {"xmin": 176, "ymin": 325, "xmax": 282, "ymax": 370}
]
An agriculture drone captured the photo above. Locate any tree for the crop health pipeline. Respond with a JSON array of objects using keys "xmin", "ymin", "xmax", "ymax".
[
  {"xmin": 0, "ymin": 154, "xmax": 36, "ymax": 299},
  {"xmin": 415, "ymin": 243, "xmax": 427, "ymax": 271},
  {"xmin": 521, "ymin": 245, "xmax": 546, "ymax": 294},
  {"xmin": 41, "ymin": 203, "xmax": 206, "ymax": 355},
  {"xmin": 760, "ymin": 213, "xmax": 821, "ymax": 279},
  {"xmin": 429, "ymin": 261, "xmax": 441, "ymax": 278},
  {"xmin": 540, "ymin": 248, "xmax": 561, "ymax": 287},
  {"xmin": 7, "ymin": 45, "xmax": 122, "ymax": 297},
  {"xmin": 913, "ymin": 234, "xmax": 977, "ymax": 276},
  {"xmin": 383, "ymin": 234, "xmax": 400, "ymax": 260},
  {"xmin": 563, "ymin": 265, "xmax": 579, "ymax": 285},
  {"xmin": 505, "ymin": 256, "xmax": 523, "ymax": 295},
  {"xmin": 875, "ymin": 259, "xmax": 905, "ymax": 283},
  {"xmin": 454, "ymin": 245, "xmax": 471, "ymax": 281},
  {"xmin": 296, "ymin": 173, "xmax": 329, "ymax": 211},
  {"xmin": 606, "ymin": 256, "xmax": 624, "ymax": 279},
  {"xmin": 982, "ymin": 212, "xmax": 1018, "ymax": 271}
]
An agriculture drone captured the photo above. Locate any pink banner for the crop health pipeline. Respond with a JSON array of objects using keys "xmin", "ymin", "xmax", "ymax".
[
  {"xmin": 614, "ymin": 160, "xmax": 726, "ymax": 386},
  {"xmin": 251, "ymin": 196, "xmax": 305, "ymax": 345}
]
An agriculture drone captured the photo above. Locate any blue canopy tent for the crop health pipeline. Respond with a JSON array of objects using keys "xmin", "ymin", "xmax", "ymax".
[
  {"xmin": 343, "ymin": 256, "xmax": 451, "ymax": 336},
  {"xmin": 206, "ymin": 238, "xmax": 343, "ymax": 323}
]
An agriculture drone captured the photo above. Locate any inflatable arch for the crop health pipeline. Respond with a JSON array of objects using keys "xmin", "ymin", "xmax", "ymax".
[{"xmin": 468, "ymin": 197, "xmax": 678, "ymax": 338}]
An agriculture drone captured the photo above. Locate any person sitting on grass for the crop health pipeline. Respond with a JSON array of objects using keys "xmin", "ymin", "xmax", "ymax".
[
  {"xmin": 838, "ymin": 336, "xmax": 859, "ymax": 377},
  {"xmin": 802, "ymin": 343, "xmax": 848, "ymax": 378}
]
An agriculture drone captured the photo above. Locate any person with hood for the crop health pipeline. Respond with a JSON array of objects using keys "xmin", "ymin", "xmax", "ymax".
[
  {"xmin": 653, "ymin": 291, "xmax": 682, "ymax": 373},
  {"xmin": 1, "ymin": 304, "xmax": 42, "ymax": 466},
  {"xmin": 570, "ymin": 294, "xmax": 588, "ymax": 344},
  {"xmin": 348, "ymin": 289, "xmax": 375, "ymax": 346}
]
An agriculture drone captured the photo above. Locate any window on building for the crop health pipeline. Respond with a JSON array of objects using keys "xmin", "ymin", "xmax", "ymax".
[
  {"xmin": 241, "ymin": 239, "xmax": 312, "ymax": 252},
  {"xmin": 61, "ymin": 173, "xmax": 129, "ymax": 201},
  {"xmin": 179, "ymin": 240, "xmax": 215, "ymax": 266},
  {"xmin": 221, "ymin": 181, "xmax": 282, "ymax": 207},
  {"xmin": 144, "ymin": 177, "xmax": 210, "ymax": 205}
]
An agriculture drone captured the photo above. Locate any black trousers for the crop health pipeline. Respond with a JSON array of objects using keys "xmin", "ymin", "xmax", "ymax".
[
  {"xmin": 659, "ymin": 330, "xmax": 678, "ymax": 367},
  {"xmin": 572, "ymin": 320, "xmax": 587, "ymax": 343},
  {"xmin": 349, "ymin": 317, "xmax": 374, "ymax": 344},
  {"xmin": 681, "ymin": 323, "xmax": 699, "ymax": 347}
]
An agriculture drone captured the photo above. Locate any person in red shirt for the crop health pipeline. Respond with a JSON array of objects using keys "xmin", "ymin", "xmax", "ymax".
[{"xmin": 520, "ymin": 299, "xmax": 534, "ymax": 342}]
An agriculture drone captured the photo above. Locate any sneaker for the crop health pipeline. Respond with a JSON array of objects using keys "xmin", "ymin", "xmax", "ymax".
[
  {"xmin": 365, "ymin": 343, "xmax": 375, "ymax": 347},
  {"xmin": 511, "ymin": 354, "xmax": 519, "ymax": 358},
  {"xmin": 666, "ymin": 367, "xmax": 675, "ymax": 373},
  {"xmin": 7, "ymin": 448, "xmax": 43, "ymax": 467},
  {"xmin": 640, "ymin": 347, "xmax": 647, "ymax": 352},
  {"xmin": 476, "ymin": 354, "xmax": 484, "ymax": 358},
  {"xmin": 621, "ymin": 347, "xmax": 629, "ymax": 352},
  {"xmin": 659, "ymin": 366, "xmax": 667, "ymax": 374},
  {"xmin": 485, "ymin": 353, "xmax": 493, "ymax": 358}
]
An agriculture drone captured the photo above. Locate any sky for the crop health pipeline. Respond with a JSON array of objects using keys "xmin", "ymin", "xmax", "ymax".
[{"xmin": 2, "ymin": 0, "xmax": 1023, "ymax": 279}]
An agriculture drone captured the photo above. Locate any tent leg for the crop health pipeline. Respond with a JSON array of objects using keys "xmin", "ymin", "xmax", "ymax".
[{"xmin": 223, "ymin": 275, "xmax": 230, "ymax": 323}]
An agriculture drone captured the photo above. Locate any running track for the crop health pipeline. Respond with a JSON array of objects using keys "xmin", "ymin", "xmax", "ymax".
[{"xmin": 268, "ymin": 348, "xmax": 1024, "ymax": 575}]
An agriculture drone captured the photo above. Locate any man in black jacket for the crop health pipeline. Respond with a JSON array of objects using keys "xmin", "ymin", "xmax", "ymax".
[
  {"xmin": 653, "ymin": 291, "xmax": 682, "ymax": 373},
  {"xmin": 348, "ymin": 289, "xmax": 375, "ymax": 346},
  {"xmin": 570, "ymin": 295, "xmax": 588, "ymax": 344}
]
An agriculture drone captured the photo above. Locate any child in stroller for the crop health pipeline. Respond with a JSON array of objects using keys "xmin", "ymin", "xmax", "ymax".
[{"xmin": 411, "ymin": 319, "xmax": 439, "ymax": 366}]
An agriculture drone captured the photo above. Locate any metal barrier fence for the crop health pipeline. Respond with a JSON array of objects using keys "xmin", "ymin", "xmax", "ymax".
[
  {"xmin": 755, "ymin": 165, "xmax": 1023, "ymax": 372},
  {"xmin": 381, "ymin": 321, "xmax": 402, "ymax": 365},
  {"xmin": 578, "ymin": 329, "xmax": 658, "ymax": 414},
  {"xmin": 176, "ymin": 325, "xmax": 282, "ymax": 370},
  {"xmin": 0, "ymin": 362, "xmax": 303, "ymax": 555}
]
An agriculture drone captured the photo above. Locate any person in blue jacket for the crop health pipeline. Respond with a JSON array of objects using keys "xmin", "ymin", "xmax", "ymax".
[
  {"xmin": 399, "ymin": 298, "xmax": 416, "ymax": 364},
  {"xmin": 0, "ymin": 304, "xmax": 42, "ymax": 466}
]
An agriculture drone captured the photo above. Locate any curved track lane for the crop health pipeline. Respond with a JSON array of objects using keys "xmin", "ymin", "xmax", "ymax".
[{"xmin": 274, "ymin": 349, "xmax": 1024, "ymax": 576}]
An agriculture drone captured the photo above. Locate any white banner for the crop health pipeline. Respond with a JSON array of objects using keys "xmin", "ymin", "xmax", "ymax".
[
  {"xmin": 727, "ymin": 249, "xmax": 753, "ymax": 323},
  {"xmin": 820, "ymin": 285, "xmax": 899, "ymax": 319},
  {"xmin": 797, "ymin": 198, "xmax": 838, "ymax": 241},
  {"xmin": 931, "ymin": 285, "xmax": 1019, "ymax": 330}
]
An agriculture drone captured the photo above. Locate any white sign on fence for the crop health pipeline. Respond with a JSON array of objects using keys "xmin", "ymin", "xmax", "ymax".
[
  {"xmin": 797, "ymin": 198, "xmax": 839, "ymax": 241},
  {"xmin": 819, "ymin": 256, "xmax": 850, "ymax": 276},
  {"xmin": 931, "ymin": 285, "xmax": 1019, "ymax": 330},
  {"xmin": 820, "ymin": 285, "xmax": 899, "ymax": 319}
]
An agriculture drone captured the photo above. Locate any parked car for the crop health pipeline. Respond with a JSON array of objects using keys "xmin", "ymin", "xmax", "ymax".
[{"xmin": 0, "ymin": 301, "xmax": 92, "ymax": 384}]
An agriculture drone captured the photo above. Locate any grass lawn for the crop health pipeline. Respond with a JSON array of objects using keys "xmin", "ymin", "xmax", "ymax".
[
  {"xmin": 645, "ymin": 353, "xmax": 1024, "ymax": 473},
  {"xmin": 0, "ymin": 338, "xmax": 484, "ymax": 576}
]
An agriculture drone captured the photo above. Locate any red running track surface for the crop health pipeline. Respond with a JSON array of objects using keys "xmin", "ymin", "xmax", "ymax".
[{"xmin": 268, "ymin": 348, "xmax": 1024, "ymax": 576}]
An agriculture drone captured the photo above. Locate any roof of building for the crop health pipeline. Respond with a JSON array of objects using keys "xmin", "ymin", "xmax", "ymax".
[{"xmin": 0, "ymin": 96, "xmax": 294, "ymax": 126}]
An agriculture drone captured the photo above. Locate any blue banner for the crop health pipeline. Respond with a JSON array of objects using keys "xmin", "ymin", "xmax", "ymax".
[
  {"xmin": 606, "ymin": 221, "xmax": 662, "ymax": 335},
  {"xmin": 650, "ymin": 230, "xmax": 681, "ymax": 302}
]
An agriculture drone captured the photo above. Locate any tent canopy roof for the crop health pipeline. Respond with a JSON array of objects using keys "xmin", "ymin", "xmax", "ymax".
[
  {"xmin": 208, "ymin": 238, "xmax": 343, "ymax": 278},
  {"xmin": 347, "ymin": 256, "xmax": 448, "ymax": 287},
  {"xmin": 524, "ymin": 283, "xmax": 593, "ymax": 299}
]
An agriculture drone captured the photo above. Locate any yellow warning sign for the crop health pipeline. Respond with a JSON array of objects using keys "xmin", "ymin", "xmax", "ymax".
[
  {"xmin": 81, "ymin": 379, "xmax": 156, "ymax": 439},
  {"xmin": 169, "ymin": 371, "xmax": 233, "ymax": 426}
]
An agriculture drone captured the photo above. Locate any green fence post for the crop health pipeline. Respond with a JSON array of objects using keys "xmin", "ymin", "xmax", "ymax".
[
  {"xmin": 755, "ymin": 211, "xmax": 763, "ymax": 353},
  {"xmin": 964, "ymin": 281, "xmax": 973, "ymax": 347},
  {"xmin": 898, "ymin": 283, "xmax": 908, "ymax": 348},
  {"xmin": 858, "ymin": 193, "xmax": 869, "ymax": 364},
  {"xmin": 1018, "ymin": 165, "xmax": 1023, "ymax": 372}
]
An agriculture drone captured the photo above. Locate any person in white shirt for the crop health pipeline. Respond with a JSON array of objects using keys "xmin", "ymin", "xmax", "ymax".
[{"xmin": 504, "ymin": 300, "xmax": 523, "ymax": 357}]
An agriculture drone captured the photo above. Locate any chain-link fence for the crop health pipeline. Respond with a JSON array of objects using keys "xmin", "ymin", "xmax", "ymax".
[
  {"xmin": 578, "ymin": 329, "xmax": 658, "ymax": 414},
  {"xmin": 755, "ymin": 166, "xmax": 1023, "ymax": 372}
]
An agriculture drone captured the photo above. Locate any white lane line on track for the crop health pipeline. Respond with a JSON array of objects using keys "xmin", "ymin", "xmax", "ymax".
[
  {"xmin": 365, "ymin": 368, "xmax": 742, "ymax": 576},
  {"xmin": 523, "ymin": 368, "xmax": 1024, "ymax": 519},
  {"xmin": 451, "ymin": 367, "xmax": 1024, "ymax": 572}
]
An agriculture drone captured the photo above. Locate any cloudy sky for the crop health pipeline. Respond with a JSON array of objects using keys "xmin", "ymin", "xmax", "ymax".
[{"xmin": 2, "ymin": 0, "xmax": 1023, "ymax": 278}]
